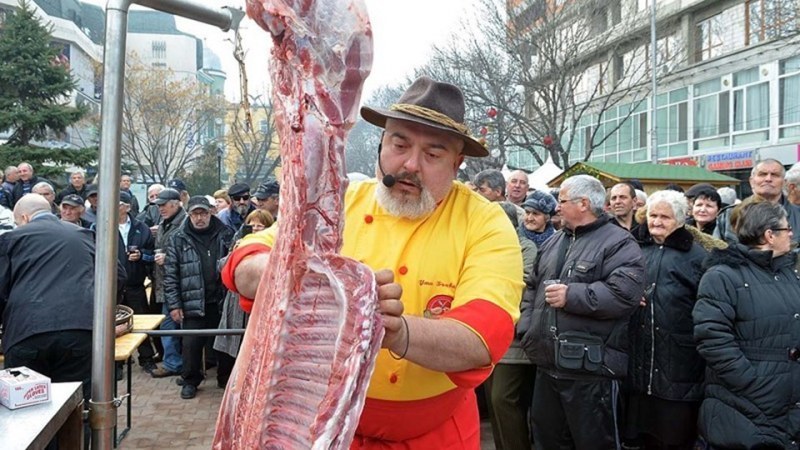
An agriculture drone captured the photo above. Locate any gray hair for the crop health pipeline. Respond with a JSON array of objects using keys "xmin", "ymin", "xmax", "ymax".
[
  {"xmin": 497, "ymin": 201, "xmax": 519, "ymax": 228},
  {"xmin": 785, "ymin": 168, "xmax": 800, "ymax": 186},
  {"xmin": 148, "ymin": 183, "xmax": 165, "ymax": 195},
  {"xmin": 473, "ymin": 169, "xmax": 506, "ymax": 196},
  {"xmin": 646, "ymin": 190, "xmax": 688, "ymax": 226},
  {"xmin": 561, "ymin": 175, "xmax": 606, "ymax": 217},
  {"xmin": 735, "ymin": 201, "xmax": 787, "ymax": 247},
  {"xmin": 717, "ymin": 187, "xmax": 737, "ymax": 206},
  {"xmin": 4, "ymin": 166, "xmax": 17, "ymax": 177},
  {"xmin": 32, "ymin": 181, "xmax": 54, "ymax": 194},
  {"xmin": 751, "ymin": 158, "xmax": 785, "ymax": 178},
  {"xmin": 635, "ymin": 189, "xmax": 647, "ymax": 204},
  {"xmin": 71, "ymin": 170, "xmax": 85, "ymax": 177}
]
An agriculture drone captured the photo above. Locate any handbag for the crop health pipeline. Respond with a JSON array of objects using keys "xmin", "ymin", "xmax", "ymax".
[{"xmin": 554, "ymin": 330, "xmax": 604, "ymax": 373}]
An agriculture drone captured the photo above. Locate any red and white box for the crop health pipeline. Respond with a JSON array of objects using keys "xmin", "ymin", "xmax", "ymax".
[{"xmin": 0, "ymin": 367, "xmax": 51, "ymax": 409}]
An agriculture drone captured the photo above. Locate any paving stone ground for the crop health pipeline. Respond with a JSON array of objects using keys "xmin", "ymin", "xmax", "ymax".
[{"xmin": 114, "ymin": 362, "xmax": 497, "ymax": 449}]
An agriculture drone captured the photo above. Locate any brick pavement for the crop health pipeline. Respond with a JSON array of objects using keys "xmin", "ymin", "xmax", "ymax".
[{"xmin": 115, "ymin": 363, "xmax": 497, "ymax": 449}]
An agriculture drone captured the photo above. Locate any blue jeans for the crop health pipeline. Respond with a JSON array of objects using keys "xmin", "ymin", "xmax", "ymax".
[{"xmin": 160, "ymin": 303, "xmax": 183, "ymax": 372}]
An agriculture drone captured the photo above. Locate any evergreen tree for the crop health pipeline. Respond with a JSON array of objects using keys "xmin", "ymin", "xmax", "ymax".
[
  {"xmin": 0, "ymin": 0, "xmax": 93, "ymax": 183},
  {"xmin": 0, "ymin": 0, "xmax": 86, "ymax": 145}
]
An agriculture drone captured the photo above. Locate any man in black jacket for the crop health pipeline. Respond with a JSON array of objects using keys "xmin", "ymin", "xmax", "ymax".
[
  {"xmin": 56, "ymin": 170, "xmax": 88, "ymax": 205},
  {"xmin": 164, "ymin": 196, "xmax": 233, "ymax": 399},
  {"xmin": 0, "ymin": 194, "xmax": 126, "ymax": 403},
  {"xmin": 116, "ymin": 191, "xmax": 156, "ymax": 372},
  {"xmin": 518, "ymin": 174, "xmax": 645, "ymax": 449},
  {"xmin": 11, "ymin": 163, "xmax": 50, "ymax": 206}
]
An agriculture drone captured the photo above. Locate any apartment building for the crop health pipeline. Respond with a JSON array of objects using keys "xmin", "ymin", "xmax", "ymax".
[{"xmin": 508, "ymin": 0, "xmax": 800, "ymax": 188}]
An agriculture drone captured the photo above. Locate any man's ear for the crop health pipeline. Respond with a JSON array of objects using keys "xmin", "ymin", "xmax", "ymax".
[{"xmin": 454, "ymin": 154, "xmax": 465, "ymax": 175}]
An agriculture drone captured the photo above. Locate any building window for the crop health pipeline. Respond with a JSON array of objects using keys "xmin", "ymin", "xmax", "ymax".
[
  {"xmin": 693, "ymin": 78, "xmax": 730, "ymax": 150},
  {"xmin": 152, "ymin": 41, "xmax": 167, "ymax": 59},
  {"xmin": 779, "ymin": 56, "xmax": 800, "ymax": 138},
  {"xmin": 732, "ymin": 67, "xmax": 769, "ymax": 145},
  {"xmin": 695, "ymin": 5, "xmax": 746, "ymax": 62},
  {"xmin": 151, "ymin": 62, "xmax": 167, "ymax": 69},
  {"xmin": 746, "ymin": 0, "xmax": 798, "ymax": 45},
  {"xmin": 657, "ymin": 88, "xmax": 689, "ymax": 158}
]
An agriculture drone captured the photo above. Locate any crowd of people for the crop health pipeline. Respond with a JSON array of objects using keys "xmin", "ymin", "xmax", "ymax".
[{"xmin": 2, "ymin": 75, "xmax": 800, "ymax": 449}]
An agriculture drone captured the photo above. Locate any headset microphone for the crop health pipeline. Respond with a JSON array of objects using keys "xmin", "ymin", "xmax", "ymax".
[{"xmin": 377, "ymin": 142, "xmax": 396, "ymax": 188}]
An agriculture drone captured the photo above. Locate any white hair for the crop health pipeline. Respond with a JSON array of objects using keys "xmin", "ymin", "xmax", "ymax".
[
  {"xmin": 561, "ymin": 175, "xmax": 606, "ymax": 217},
  {"xmin": 635, "ymin": 189, "xmax": 647, "ymax": 203},
  {"xmin": 717, "ymin": 187, "xmax": 737, "ymax": 206},
  {"xmin": 32, "ymin": 181, "xmax": 54, "ymax": 194},
  {"xmin": 374, "ymin": 182, "xmax": 436, "ymax": 220},
  {"xmin": 646, "ymin": 190, "xmax": 688, "ymax": 226}
]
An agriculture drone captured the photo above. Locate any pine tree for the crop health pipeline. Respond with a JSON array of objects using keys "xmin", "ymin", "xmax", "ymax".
[{"xmin": 0, "ymin": 0, "xmax": 86, "ymax": 145}]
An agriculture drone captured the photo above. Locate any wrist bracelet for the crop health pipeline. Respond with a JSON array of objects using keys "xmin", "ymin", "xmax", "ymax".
[{"xmin": 389, "ymin": 315, "xmax": 409, "ymax": 360}]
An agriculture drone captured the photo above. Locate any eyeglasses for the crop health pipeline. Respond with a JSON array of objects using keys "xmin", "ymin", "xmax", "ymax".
[
  {"xmin": 771, "ymin": 226, "xmax": 793, "ymax": 233},
  {"xmin": 232, "ymin": 195, "xmax": 250, "ymax": 202}
]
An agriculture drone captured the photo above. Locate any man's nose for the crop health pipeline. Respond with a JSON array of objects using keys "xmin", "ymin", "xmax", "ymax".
[{"xmin": 402, "ymin": 151, "xmax": 422, "ymax": 173}]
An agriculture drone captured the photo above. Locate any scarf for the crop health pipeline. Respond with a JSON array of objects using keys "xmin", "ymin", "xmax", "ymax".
[{"xmin": 520, "ymin": 222, "xmax": 554, "ymax": 248}]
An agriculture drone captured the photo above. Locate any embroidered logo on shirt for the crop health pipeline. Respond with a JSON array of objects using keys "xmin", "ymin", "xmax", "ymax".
[{"xmin": 424, "ymin": 295, "xmax": 453, "ymax": 318}]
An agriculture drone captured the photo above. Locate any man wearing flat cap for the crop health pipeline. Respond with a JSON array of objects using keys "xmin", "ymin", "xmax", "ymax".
[
  {"xmin": 59, "ymin": 194, "xmax": 92, "ymax": 228},
  {"xmin": 253, "ymin": 180, "xmax": 280, "ymax": 219},
  {"xmin": 164, "ymin": 196, "xmax": 233, "ymax": 399},
  {"xmin": 150, "ymin": 188, "xmax": 188, "ymax": 378},
  {"xmin": 218, "ymin": 183, "xmax": 256, "ymax": 232},
  {"xmin": 223, "ymin": 76, "xmax": 523, "ymax": 447}
]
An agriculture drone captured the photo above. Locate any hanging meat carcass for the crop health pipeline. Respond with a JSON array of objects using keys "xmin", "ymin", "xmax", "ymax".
[{"xmin": 212, "ymin": 0, "xmax": 381, "ymax": 448}]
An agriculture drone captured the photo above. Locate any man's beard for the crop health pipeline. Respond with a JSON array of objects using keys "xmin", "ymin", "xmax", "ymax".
[
  {"xmin": 235, "ymin": 203, "xmax": 249, "ymax": 217},
  {"xmin": 374, "ymin": 174, "xmax": 436, "ymax": 220}
]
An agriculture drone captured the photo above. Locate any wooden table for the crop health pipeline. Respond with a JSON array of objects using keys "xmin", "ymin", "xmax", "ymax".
[
  {"xmin": 0, "ymin": 381, "xmax": 84, "ymax": 450},
  {"xmin": 114, "ymin": 332, "xmax": 147, "ymax": 447},
  {"xmin": 132, "ymin": 314, "xmax": 165, "ymax": 332}
]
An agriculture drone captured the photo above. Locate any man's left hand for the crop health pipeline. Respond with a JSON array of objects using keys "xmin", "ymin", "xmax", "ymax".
[
  {"xmin": 128, "ymin": 250, "xmax": 141, "ymax": 262},
  {"xmin": 544, "ymin": 283, "xmax": 568, "ymax": 309}
]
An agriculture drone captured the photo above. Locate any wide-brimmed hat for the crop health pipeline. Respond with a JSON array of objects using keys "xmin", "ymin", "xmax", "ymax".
[{"xmin": 360, "ymin": 76, "xmax": 488, "ymax": 157}]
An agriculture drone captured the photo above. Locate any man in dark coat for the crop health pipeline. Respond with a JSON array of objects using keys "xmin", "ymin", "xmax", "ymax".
[
  {"xmin": 0, "ymin": 195, "xmax": 126, "ymax": 402},
  {"xmin": 149, "ymin": 188, "xmax": 187, "ymax": 378},
  {"xmin": 11, "ymin": 163, "xmax": 50, "ymax": 206},
  {"xmin": 56, "ymin": 170, "xmax": 88, "ymax": 205},
  {"xmin": 116, "ymin": 191, "xmax": 156, "ymax": 373},
  {"xmin": 715, "ymin": 158, "xmax": 800, "ymax": 243},
  {"xmin": 164, "ymin": 196, "xmax": 233, "ymax": 399},
  {"xmin": 518, "ymin": 174, "xmax": 645, "ymax": 449},
  {"xmin": 217, "ymin": 183, "xmax": 255, "ymax": 232}
]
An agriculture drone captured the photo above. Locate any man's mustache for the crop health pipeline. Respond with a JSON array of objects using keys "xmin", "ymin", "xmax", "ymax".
[{"xmin": 393, "ymin": 172, "xmax": 422, "ymax": 189}]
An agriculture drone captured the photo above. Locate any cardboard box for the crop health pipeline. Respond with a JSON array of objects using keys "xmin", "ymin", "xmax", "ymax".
[{"xmin": 0, "ymin": 367, "xmax": 51, "ymax": 409}]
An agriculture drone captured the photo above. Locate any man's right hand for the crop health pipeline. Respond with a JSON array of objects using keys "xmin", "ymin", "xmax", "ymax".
[
  {"xmin": 154, "ymin": 253, "xmax": 165, "ymax": 266},
  {"xmin": 170, "ymin": 308, "xmax": 183, "ymax": 324}
]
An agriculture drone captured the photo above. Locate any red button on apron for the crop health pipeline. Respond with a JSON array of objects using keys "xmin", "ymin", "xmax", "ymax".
[
  {"xmin": 398, "ymin": 266, "xmax": 408, "ymax": 275},
  {"xmin": 389, "ymin": 373, "xmax": 398, "ymax": 384},
  {"xmin": 364, "ymin": 215, "xmax": 373, "ymax": 224}
]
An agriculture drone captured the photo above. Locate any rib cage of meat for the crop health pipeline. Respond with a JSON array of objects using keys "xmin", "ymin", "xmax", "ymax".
[{"xmin": 212, "ymin": 0, "xmax": 380, "ymax": 448}]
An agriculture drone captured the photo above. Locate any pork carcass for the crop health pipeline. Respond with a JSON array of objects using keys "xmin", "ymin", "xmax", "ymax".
[{"xmin": 212, "ymin": 0, "xmax": 380, "ymax": 448}]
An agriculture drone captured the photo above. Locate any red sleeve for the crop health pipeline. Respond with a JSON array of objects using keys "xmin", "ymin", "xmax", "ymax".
[
  {"xmin": 221, "ymin": 243, "xmax": 271, "ymax": 313},
  {"xmin": 440, "ymin": 299, "xmax": 514, "ymax": 388}
]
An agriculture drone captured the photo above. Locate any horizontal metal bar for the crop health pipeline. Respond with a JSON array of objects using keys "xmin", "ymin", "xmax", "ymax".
[{"xmin": 140, "ymin": 329, "xmax": 246, "ymax": 336}]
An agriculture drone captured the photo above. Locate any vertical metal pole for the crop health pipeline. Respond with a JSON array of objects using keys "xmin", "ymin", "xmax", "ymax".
[
  {"xmin": 91, "ymin": 1, "xmax": 131, "ymax": 449},
  {"xmin": 650, "ymin": 0, "xmax": 659, "ymax": 163}
]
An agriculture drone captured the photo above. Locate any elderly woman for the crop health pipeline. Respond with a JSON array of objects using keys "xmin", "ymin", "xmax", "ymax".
[
  {"xmin": 626, "ymin": 190, "xmax": 708, "ymax": 450},
  {"xmin": 686, "ymin": 186, "xmax": 722, "ymax": 235},
  {"xmin": 519, "ymin": 190, "xmax": 557, "ymax": 247},
  {"xmin": 693, "ymin": 198, "xmax": 800, "ymax": 449}
]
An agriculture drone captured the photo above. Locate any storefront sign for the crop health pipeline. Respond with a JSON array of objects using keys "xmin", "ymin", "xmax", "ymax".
[
  {"xmin": 662, "ymin": 157, "xmax": 698, "ymax": 166},
  {"xmin": 705, "ymin": 150, "xmax": 754, "ymax": 171}
]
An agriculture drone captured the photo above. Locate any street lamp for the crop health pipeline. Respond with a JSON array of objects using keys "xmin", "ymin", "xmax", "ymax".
[{"xmin": 216, "ymin": 144, "xmax": 224, "ymax": 189}]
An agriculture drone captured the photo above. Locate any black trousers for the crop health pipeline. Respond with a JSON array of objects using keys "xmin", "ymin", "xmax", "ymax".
[
  {"xmin": 531, "ymin": 371, "xmax": 621, "ymax": 450},
  {"xmin": 121, "ymin": 285, "xmax": 155, "ymax": 364},
  {"xmin": 181, "ymin": 304, "xmax": 222, "ymax": 387},
  {"xmin": 5, "ymin": 330, "xmax": 93, "ymax": 450}
]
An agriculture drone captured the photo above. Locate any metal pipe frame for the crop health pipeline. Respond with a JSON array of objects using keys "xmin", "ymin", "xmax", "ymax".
[
  {"xmin": 92, "ymin": 2, "xmax": 243, "ymax": 449},
  {"xmin": 142, "ymin": 329, "xmax": 246, "ymax": 337}
]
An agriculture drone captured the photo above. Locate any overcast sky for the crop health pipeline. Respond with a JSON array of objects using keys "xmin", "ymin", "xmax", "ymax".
[{"xmin": 83, "ymin": 0, "xmax": 477, "ymax": 101}]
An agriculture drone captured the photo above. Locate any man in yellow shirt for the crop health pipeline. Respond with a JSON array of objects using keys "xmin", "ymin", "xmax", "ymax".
[{"xmin": 222, "ymin": 77, "xmax": 523, "ymax": 448}]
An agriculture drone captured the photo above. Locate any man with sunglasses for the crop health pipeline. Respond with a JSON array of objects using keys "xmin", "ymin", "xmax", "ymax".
[{"xmin": 218, "ymin": 183, "xmax": 255, "ymax": 232}]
